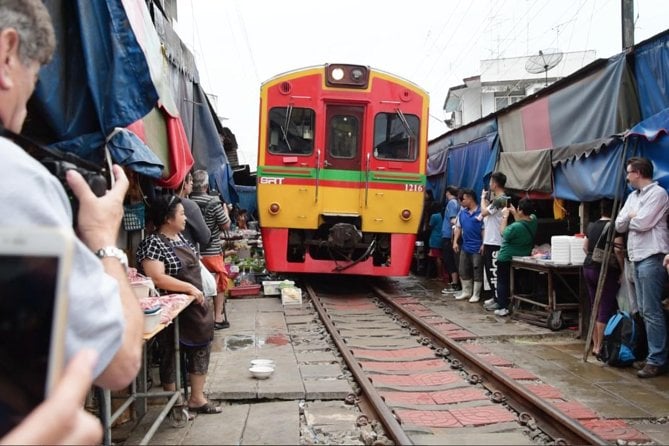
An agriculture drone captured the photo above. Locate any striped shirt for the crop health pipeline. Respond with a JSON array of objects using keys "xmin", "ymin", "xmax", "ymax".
[{"xmin": 190, "ymin": 192, "xmax": 230, "ymax": 256}]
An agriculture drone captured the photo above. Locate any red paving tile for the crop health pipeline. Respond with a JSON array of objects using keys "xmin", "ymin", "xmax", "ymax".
[
  {"xmin": 370, "ymin": 371, "xmax": 463, "ymax": 387},
  {"xmin": 395, "ymin": 409, "xmax": 462, "ymax": 428},
  {"xmin": 579, "ymin": 419, "xmax": 650, "ymax": 442},
  {"xmin": 552, "ymin": 401, "xmax": 599, "ymax": 420},
  {"xmin": 446, "ymin": 330, "xmax": 478, "ymax": 340},
  {"xmin": 432, "ymin": 388, "xmax": 489, "ymax": 404},
  {"xmin": 380, "ymin": 391, "xmax": 436, "ymax": 405},
  {"xmin": 327, "ymin": 303, "xmax": 378, "ymax": 311},
  {"xmin": 432, "ymin": 322, "xmax": 463, "ymax": 332},
  {"xmin": 478, "ymin": 354, "xmax": 513, "ymax": 366},
  {"xmin": 496, "ymin": 367, "xmax": 539, "ymax": 380},
  {"xmin": 524, "ymin": 383, "xmax": 564, "ymax": 399},
  {"xmin": 351, "ymin": 347, "xmax": 435, "ymax": 360},
  {"xmin": 360, "ymin": 359, "xmax": 446, "ymax": 372},
  {"xmin": 392, "ymin": 297, "xmax": 420, "ymax": 305},
  {"xmin": 462, "ymin": 343, "xmax": 491, "ymax": 354},
  {"xmin": 449, "ymin": 405, "xmax": 516, "ymax": 426}
]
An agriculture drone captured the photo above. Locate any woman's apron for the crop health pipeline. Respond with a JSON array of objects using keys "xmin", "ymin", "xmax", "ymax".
[{"xmin": 158, "ymin": 234, "xmax": 214, "ymax": 346}]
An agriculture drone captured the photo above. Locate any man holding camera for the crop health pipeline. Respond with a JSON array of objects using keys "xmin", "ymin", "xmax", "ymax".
[{"xmin": 0, "ymin": 0, "xmax": 142, "ymax": 443}]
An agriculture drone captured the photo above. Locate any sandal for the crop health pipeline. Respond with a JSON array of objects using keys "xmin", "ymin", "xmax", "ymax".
[{"xmin": 188, "ymin": 402, "xmax": 222, "ymax": 414}]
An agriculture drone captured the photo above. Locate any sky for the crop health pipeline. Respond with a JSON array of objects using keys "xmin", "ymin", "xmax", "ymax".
[{"xmin": 173, "ymin": 0, "xmax": 669, "ymax": 168}]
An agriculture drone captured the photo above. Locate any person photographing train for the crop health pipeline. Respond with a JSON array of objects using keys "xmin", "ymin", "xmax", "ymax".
[{"xmin": 0, "ymin": 0, "xmax": 143, "ymax": 442}]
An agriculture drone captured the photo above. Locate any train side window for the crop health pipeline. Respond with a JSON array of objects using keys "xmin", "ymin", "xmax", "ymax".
[
  {"xmin": 268, "ymin": 107, "xmax": 315, "ymax": 155},
  {"xmin": 328, "ymin": 115, "xmax": 358, "ymax": 159},
  {"xmin": 373, "ymin": 112, "xmax": 419, "ymax": 161}
]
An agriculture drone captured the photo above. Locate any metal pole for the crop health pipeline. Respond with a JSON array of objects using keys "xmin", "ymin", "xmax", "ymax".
[
  {"xmin": 621, "ymin": 0, "xmax": 635, "ymax": 49},
  {"xmin": 583, "ymin": 138, "xmax": 628, "ymax": 361}
]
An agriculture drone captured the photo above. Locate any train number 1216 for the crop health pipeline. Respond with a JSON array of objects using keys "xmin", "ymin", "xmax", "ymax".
[{"xmin": 404, "ymin": 184, "xmax": 424, "ymax": 192}]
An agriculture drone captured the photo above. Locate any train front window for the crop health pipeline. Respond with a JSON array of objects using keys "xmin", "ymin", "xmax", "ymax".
[
  {"xmin": 268, "ymin": 107, "xmax": 315, "ymax": 155},
  {"xmin": 328, "ymin": 115, "xmax": 359, "ymax": 159},
  {"xmin": 373, "ymin": 112, "xmax": 419, "ymax": 161}
]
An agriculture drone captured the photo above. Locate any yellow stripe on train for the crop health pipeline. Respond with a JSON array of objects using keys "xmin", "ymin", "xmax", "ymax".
[{"xmin": 258, "ymin": 184, "xmax": 423, "ymax": 233}]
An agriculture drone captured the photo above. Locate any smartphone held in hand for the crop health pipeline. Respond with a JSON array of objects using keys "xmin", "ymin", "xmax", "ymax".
[{"xmin": 0, "ymin": 227, "xmax": 73, "ymax": 436}]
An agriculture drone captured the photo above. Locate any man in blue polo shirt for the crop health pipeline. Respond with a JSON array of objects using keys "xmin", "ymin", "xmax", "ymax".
[{"xmin": 452, "ymin": 189, "xmax": 484, "ymax": 302}]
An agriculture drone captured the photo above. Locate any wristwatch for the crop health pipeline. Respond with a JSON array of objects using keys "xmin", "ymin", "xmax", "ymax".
[{"xmin": 95, "ymin": 246, "xmax": 129, "ymax": 271}]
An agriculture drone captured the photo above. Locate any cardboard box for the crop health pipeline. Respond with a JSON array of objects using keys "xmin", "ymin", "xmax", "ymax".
[{"xmin": 281, "ymin": 287, "xmax": 302, "ymax": 305}]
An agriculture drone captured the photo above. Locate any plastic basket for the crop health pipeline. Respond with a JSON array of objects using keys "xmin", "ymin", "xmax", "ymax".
[{"xmin": 123, "ymin": 203, "xmax": 145, "ymax": 232}]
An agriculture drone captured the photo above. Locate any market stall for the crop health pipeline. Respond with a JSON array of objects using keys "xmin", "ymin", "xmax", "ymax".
[{"xmin": 99, "ymin": 273, "xmax": 194, "ymax": 446}]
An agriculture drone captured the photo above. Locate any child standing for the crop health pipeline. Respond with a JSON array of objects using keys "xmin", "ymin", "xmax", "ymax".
[{"xmin": 426, "ymin": 202, "xmax": 445, "ymax": 280}]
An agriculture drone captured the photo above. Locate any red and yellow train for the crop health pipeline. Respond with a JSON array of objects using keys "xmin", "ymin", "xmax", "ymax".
[{"xmin": 257, "ymin": 64, "xmax": 428, "ymax": 276}]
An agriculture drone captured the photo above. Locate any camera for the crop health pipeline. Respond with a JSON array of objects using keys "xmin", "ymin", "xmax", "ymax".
[
  {"xmin": 1, "ymin": 125, "xmax": 109, "ymax": 226},
  {"xmin": 41, "ymin": 158, "xmax": 108, "ymax": 198}
]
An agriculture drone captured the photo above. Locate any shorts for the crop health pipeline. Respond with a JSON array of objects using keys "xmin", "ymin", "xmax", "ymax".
[
  {"xmin": 428, "ymin": 248, "xmax": 442, "ymax": 258},
  {"xmin": 201, "ymin": 254, "xmax": 228, "ymax": 293}
]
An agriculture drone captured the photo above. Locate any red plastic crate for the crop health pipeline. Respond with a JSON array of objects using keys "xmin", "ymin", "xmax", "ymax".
[{"xmin": 229, "ymin": 284, "xmax": 261, "ymax": 297}]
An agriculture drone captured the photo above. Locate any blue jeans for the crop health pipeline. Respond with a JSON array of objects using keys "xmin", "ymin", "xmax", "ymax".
[{"xmin": 634, "ymin": 254, "xmax": 668, "ymax": 367}]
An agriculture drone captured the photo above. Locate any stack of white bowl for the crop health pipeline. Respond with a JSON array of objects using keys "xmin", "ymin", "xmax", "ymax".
[
  {"xmin": 551, "ymin": 236, "xmax": 572, "ymax": 264},
  {"xmin": 249, "ymin": 359, "xmax": 275, "ymax": 379},
  {"xmin": 569, "ymin": 237, "xmax": 587, "ymax": 264}
]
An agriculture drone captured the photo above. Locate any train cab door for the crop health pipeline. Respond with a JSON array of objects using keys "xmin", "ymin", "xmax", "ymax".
[{"xmin": 322, "ymin": 105, "xmax": 365, "ymax": 214}]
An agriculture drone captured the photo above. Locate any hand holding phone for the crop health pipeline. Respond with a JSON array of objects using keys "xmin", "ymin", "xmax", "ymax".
[
  {"xmin": 0, "ymin": 350, "xmax": 101, "ymax": 445},
  {"xmin": 0, "ymin": 227, "xmax": 73, "ymax": 436}
]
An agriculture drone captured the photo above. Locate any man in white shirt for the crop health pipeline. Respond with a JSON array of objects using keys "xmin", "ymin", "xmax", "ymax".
[
  {"xmin": 615, "ymin": 157, "xmax": 669, "ymax": 378},
  {"xmin": 0, "ymin": 1, "xmax": 142, "ymax": 441},
  {"xmin": 480, "ymin": 172, "xmax": 508, "ymax": 309}
]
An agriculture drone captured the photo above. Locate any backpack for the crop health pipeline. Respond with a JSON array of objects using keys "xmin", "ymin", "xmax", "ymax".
[{"xmin": 600, "ymin": 311, "xmax": 637, "ymax": 367}]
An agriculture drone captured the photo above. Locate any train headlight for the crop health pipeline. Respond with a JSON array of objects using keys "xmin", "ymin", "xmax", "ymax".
[
  {"xmin": 269, "ymin": 202, "xmax": 281, "ymax": 215},
  {"xmin": 331, "ymin": 68, "xmax": 345, "ymax": 81},
  {"xmin": 400, "ymin": 209, "xmax": 412, "ymax": 221}
]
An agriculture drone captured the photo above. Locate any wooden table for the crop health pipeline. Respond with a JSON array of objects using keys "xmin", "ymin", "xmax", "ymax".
[
  {"xmin": 510, "ymin": 257, "xmax": 585, "ymax": 333},
  {"xmin": 99, "ymin": 294, "xmax": 194, "ymax": 446}
]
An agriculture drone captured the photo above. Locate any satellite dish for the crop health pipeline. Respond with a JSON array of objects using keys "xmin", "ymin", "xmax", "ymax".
[{"xmin": 525, "ymin": 49, "xmax": 564, "ymax": 86}]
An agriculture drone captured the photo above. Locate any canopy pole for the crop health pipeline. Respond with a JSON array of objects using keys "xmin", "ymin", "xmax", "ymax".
[{"xmin": 582, "ymin": 137, "xmax": 629, "ymax": 362}]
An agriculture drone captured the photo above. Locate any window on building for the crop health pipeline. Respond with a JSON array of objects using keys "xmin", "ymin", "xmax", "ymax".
[{"xmin": 495, "ymin": 95, "xmax": 524, "ymax": 111}]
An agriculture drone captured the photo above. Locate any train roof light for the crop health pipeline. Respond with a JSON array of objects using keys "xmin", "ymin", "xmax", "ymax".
[{"xmin": 326, "ymin": 64, "xmax": 369, "ymax": 89}]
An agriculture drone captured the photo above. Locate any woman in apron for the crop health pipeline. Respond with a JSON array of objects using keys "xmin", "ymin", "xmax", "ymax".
[{"xmin": 137, "ymin": 195, "xmax": 219, "ymax": 414}]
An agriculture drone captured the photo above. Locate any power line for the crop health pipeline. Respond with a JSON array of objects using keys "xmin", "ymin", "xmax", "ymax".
[{"xmin": 233, "ymin": 0, "xmax": 260, "ymax": 84}]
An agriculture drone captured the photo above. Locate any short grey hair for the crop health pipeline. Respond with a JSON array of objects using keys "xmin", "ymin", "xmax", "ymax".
[
  {"xmin": 0, "ymin": 0, "xmax": 56, "ymax": 65},
  {"xmin": 192, "ymin": 170, "xmax": 209, "ymax": 192}
]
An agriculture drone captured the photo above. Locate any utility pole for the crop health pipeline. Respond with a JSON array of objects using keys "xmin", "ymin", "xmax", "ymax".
[{"xmin": 621, "ymin": 0, "xmax": 635, "ymax": 49}]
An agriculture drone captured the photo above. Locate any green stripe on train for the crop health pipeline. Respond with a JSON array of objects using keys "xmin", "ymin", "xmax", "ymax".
[{"xmin": 257, "ymin": 166, "xmax": 425, "ymax": 183}]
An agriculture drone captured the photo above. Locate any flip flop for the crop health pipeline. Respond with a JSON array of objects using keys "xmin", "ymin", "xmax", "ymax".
[{"xmin": 188, "ymin": 402, "xmax": 222, "ymax": 414}]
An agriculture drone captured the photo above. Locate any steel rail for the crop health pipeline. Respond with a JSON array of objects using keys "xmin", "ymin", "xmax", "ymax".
[
  {"xmin": 305, "ymin": 284, "xmax": 413, "ymax": 446},
  {"xmin": 371, "ymin": 285, "xmax": 607, "ymax": 446}
]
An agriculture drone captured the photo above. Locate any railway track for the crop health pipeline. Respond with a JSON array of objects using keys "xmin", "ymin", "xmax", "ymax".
[{"xmin": 304, "ymin": 279, "xmax": 607, "ymax": 445}]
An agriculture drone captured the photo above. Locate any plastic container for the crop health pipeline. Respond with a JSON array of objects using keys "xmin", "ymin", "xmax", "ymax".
[
  {"xmin": 281, "ymin": 287, "xmax": 302, "ymax": 305},
  {"xmin": 229, "ymin": 284, "xmax": 262, "ymax": 297},
  {"xmin": 131, "ymin": 279, "xmax": 154, "ymax": 299},
  {"xmin": 143, "ymin": 308, "xmax": 162, "ymax": 334},
  {"xmin": 262, "ymin": 280, "xmax": 295, "ymax": 296}
]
